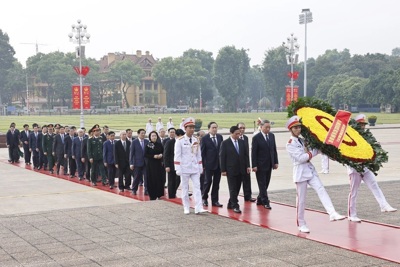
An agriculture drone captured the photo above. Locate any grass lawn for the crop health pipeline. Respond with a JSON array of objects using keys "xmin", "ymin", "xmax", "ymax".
[{"xmin": 1, "ymin": 112, "xmax": 399, "ymax": 133}]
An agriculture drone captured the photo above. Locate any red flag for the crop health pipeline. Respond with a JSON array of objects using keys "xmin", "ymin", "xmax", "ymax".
[{"xmin": 324, "ymin": 110, "xmax": 352, "ymax": 147}]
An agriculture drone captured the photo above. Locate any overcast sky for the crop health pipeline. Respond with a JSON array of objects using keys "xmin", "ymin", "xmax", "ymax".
[{"xmin": 1, "ymin": 0, "xmax": 399, "ymax": 67}]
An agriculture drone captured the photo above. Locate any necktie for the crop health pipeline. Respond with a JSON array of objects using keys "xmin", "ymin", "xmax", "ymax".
[
  {"xmin": 234, "ymin": 140, "xmax": 239, "ymax": 154},
  {"xmin": 61, "ymin": 135, "xmax": 64, "ymax": 144},
  {"xmin": 80, "ymin": 137, "xmax": 82, "ymax": 142},
  {"xmin": 141, "ymin": 140, "xmax": 144, "ymax": 150},
  {"xmin": 189, "ymin": 138, "xmax": 192, "ymax": 144},
  {"xmin": 240, "ymin": 136, "xmax": 243, "ymax": 140},
  {"xmin": 123, "ymin": 141, "xmax": 126, "ymax": 150},
  {"xmin": 298, "ymin": 138, "xmax": 303, "ymax": 146},
  {"xmin": 35, "ymin": 132, "xmax": 38, "ymax": 138},
  {"xmin": 265, "ymin": 134, "xmax": 269, "ymax": 142},
  {"xmin": 212, "ymin": 136, "xmax": 217, "ymax": 147}
]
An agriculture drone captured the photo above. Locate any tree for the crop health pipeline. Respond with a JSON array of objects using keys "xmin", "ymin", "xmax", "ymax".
[
  {"xmin": 182, "ymin": 49, "xmax": 215, "ymax": 105},
  {"xmin": 362, "ymin": 70, "xmax": 400, "ymax": 111},
  {"xmin": 4, "ymin": 62, "xmax": 25, "ymax": 105},
  {"xmin": 108, "ymin": 60, "xmax": 145, "ymax": 108},
  {"xmin": 214, "ymin": 46, "xmax": 250, "ymax": 112},
  {"xmin": 0, "ymin": 29, "xmax": 16, "ymax": 104},
  {"xmin": 244, "ymin": 66, "xmax": 266, "ymax": 110},
  {"xmin": 326, "ymin": 76, "xmax": 368, "ymax": 109},
  {"xmin": 153, "ymin": 56, "xmax": 208, "ymax": 107},
  {"xmin": 261, "ymin": 46, "xmax": 288, "ymax": 110}
]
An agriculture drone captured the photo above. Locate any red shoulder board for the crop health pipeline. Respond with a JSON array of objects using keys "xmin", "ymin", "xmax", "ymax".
[{"xmin": 288, "ymin": 139, "xmax": 292, "ymax": 143}]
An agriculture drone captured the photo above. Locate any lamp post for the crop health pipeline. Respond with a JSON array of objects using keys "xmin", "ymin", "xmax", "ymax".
[
  {"xmin": 284, "ymin": 33, "xmax": 299, "ymax": 102},
  {"xmin": 299, "ymin": 8, "xmax": 313, "ymax": 97},
  {"xmin": 68, "ymin": 19, "xmax": 90, "ymax": 128}
]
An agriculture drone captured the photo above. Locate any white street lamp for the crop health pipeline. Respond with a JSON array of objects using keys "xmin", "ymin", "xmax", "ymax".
[
  {"xmin": 299, "ymin": 8, "xmax": 313, "ymax": 97},
  {"xmin": 284, "ymin": 33, "xmax": 299, "ymax": 102},
  {"xmin": 68, "ymin": 19, "xmax": 90, "ymax": 128}
]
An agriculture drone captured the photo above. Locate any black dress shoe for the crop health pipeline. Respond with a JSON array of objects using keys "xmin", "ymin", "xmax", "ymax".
[
  {"xmin": 37, "ymin": 167, "xmax": 42, "ymax": 170},
  {"xmin": 264, "ymin": 204, "xmax": 272, "ymax": 209},
  {"xmin": 256, "ymin": 201, "xmax": 263, "ymax": 206},
  {"xmin": 132, "ymin": 190, "xmax": 137, "ymax": 195},
  {"xmin": 245, "ymin": 198, "xmax": 257, "ymax": 202},
  {"xmin": 79, "ymin": 177, "xmax": 83, "ymax": 181},
  {"xmin": 144, "ymin": 191, "xmax": 149, "ymax": 195},
  {"xmin": 109, "ymin": 185, "xmax": 114, "ymax": 189},
  {"xmin": 227, "ymin": 204, "xmax": 233, "ymax": 209},
  {"xmin": 212, "ymin": 202, "xmax": 223, "ymax": 207},
  {"xmin": 233, "ymin": 208, "xmax": 242, "ymax": 213},
  {"xmin": 102, "ymin": 182, "xmax": 106, "ymax": 186},
  {"xmin": 120, "ymin": 188, "xmax": 124, "ymax": 192},
  {"xmin": 92, "ymin": 182, "xmax": 97, "ymax": 186},
  {"xmin": 203, "ymin": 200, "xmax": 208, "ymax": 206},
  {"xmin": 50, "ymin": 170, "xmax": 54, "ymax": 174}
]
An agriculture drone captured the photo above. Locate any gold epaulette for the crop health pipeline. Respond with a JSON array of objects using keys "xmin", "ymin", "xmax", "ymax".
[{"xmin": 178, "ymin": 136, "xmax": 184, "ymax": 140}]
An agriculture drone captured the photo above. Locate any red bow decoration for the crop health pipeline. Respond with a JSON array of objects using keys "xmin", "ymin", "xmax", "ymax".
[
  {"xmin": 73, "ymin": 66, "xmax": 90, "ymax": 77},
  {"xmin": 287, "ymin": 71, "xmax": 299, "ymax": 80}
]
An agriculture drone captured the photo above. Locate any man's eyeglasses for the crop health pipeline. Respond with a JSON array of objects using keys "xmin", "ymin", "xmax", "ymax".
[{"xmin": 239, "ymin": 127, "xmax": 245, "ymax": 129}]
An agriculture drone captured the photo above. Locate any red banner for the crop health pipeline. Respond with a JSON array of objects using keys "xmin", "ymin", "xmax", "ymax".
[
  {"xmin": 324, "ymin": 110, "xmax": 352, "ymax": 148},
  {"xmin": 285, "ymin": 86, "xmax": 299, "ymax": 106},
  {"xmin": 82, "ymin": 85, "xmax": 91, "ymax": 109},
  {"xmin": 72, "ymin": 85, "xmax": 91, "ymax": 110}
]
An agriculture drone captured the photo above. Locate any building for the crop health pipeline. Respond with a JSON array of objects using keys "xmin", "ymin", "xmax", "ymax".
[{"xmin": 99, "ymin": 50, "xmax": 167, "ymax": 107}]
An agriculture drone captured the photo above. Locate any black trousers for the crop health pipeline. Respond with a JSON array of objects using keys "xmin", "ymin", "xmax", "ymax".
[
  {"xmin": 107, "ymin": 164, "xmax": 116, "ymax": 186},
  {"xmin": 117, "ymin": 164, "xmax": 131, "ymax": 189},
  {"xmin": 8, "ymin": 146, "xmax": 19, "ymax": 162},
  {"xmin": 90, "ymin": 159, "xmax": 106, "ymax": 183},
  {"xmin": 132, "ymin": 166, "xmax": 147, "ymax": 192},
  {"xmin": 167, "ymin": 170, "xmax": 178, "ymax": 198},
  {"xmin": 23, "ymin": 144, "xmax": 31, "ymax": 163},
  {"xmin": 69, "ymin": 156, "xmax": 77, "ymax": 176},
  {"xmin": 227, "ymin": 174, "xmax": 243, "ymax": 208},
  {"xmin": 40, "ymin": 150, "xmax": 47, "ymax": 168},
  {"xmin": 55, "ymin": 153, "xmax": 66, "ymax": 173},
  {"xmin": 32, "ymin": 149, "xmax": 40, "ymax": 168},
  {"xmin": 242, "ymin": 173, "xmax": 253, "ymax": 200},
  {"xmin": 202, "ymin": 168, "xmax": 221, "ymax": 203},
  {"xmin": 75, "ymin": 157, "xmax": 84, "ymax": 178},
  {"xmin": 256, "ymin": 169, "xmax": 272, "ymax": 204}
]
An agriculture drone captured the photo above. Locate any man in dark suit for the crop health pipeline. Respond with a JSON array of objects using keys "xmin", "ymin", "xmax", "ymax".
[
  {"xmin": 237, "ymin": 122, "xmax": 256, "ymax": 202},
  {"xmin": 114, "ymin": 130, "xmax": 131, "ymax": 192},
  {"xmin": 220, "ymin": 126, "xmax": 251, "ymax": 213},
  {"xmin": 201, "ymin": 122, "xmax": 224, "ymax": 207},
  {"xmin": 29, "ymin": 124, "xmax": 42, "ymax": 169},
  {"xmin": 100, "ymin": 125, "xmax": 109, "ymax": 143},
  {"xmin": 81, "ymin": 129, "xmax": 92, "ymax": 180},
  {"xmin": 52, "ymin": 126, "xmax": 67, "ymax": 175},
  {"xmin": 88, "ymin": 127, "xmax": 107, "ymax": 186},
  {"xmin": 20, "ymin": 124, "xmax": 31, "ymax": 165},
  {"xmin": 6, "ymin": 123, "xmax": 20, "ymax": 163},
  {"xmin": 72, "ymin": 129, "xmax": 85, "ymax": 180},
  {"xmin": 64, "ymin": 127, "xmax": 77, "ymax": 178},
  {"xmin": 103, "ymin": 131, "xmax": 116, "ymax": 189},
  {"xmin": 40, "ymin": 125, "xmax": 49, "ymax": 170},
  {"xmin": 43, "ymin": 126, "xmax": 55, "ymax": 174},
  {"xmin": 251, "ymin": 119, "xmax": 279, "ymax": 209},
  {"xmin": 163, "ymin": 128, "xmax": 181, "ymax": 198},
  {"xmin": 130, "ymin": 128, "xmax": 149, "ymax": 195}
]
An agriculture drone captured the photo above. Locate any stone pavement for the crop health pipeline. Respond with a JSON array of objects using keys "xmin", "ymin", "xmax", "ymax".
[{"xmin": 0, "ymin": 125, "xmax": 399, "ymax": 266}]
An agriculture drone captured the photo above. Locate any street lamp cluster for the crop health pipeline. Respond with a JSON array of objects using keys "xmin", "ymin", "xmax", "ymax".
[
  {"xmin": 299, "ymin": 8, "xmax": 313, "ymax": 97},
  {"xmin": 284, "ymin": 33, "xmax": 299, "ymax": 102},
  {"xmin": 68, "ymin": 19, "xmax": 90, "ymax": 128}
]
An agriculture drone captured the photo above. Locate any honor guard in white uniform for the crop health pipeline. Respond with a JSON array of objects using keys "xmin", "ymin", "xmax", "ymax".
[
  {"xmin": 174, "ymin": 117, "xmax": 207, "ymax": 215},
  {"xmin": 347, "ymin": 114, "xmax": 396, "ymax": 223},
  {"xmin": 320, "ymin": 154, "xmax": 329, "ymax": 174},
  {"xmin": 286, "ymin": 116, "xmax": 345, "ymax": 233}
]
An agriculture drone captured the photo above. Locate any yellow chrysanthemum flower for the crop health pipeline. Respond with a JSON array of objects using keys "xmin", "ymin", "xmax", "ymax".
[{"xmin": 297, "ymin": 107, "xmax": 375, "ymax": 161}]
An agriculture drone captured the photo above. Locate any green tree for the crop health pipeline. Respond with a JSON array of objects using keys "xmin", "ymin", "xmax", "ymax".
[
  {"xmin": 327, "ymin": 76, "xmax": 368, "ymax": 109},
  {"xmin": 182, "ymin": 49, "xmax": 215, "ymax": 105},
  {"xmin": 262, "ymin": 46, "xmax": 288, "ymax": 110},
  {"xmin": 153, "ymin": 56, "xmax": 208, "ymax": 107},
  {"xmin": 108, "ymin": 60, "xmax": 145, "ymax": 108},
  {"xmin": 0, "ymin": 29, "xmax": 16, "ymax": 104},
  {"xmin": 362, "ymin": 70, "xmax": 400, "ymax": 111},
  {"xmin": 244, "ymin": 66, "xmax": 266, "ymax": 110},
  {"xmin": 214, "ymin": 46, "xmax": 250, "ymax": 112},
  {"xmin": 4, "ymin": 62, "xmax": 25, "ymax": 105}
]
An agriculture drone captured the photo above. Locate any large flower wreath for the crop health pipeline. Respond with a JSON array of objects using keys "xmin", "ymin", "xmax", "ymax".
[{"xmin": 287, "ymin": 98, "xmax": 388, "ymax": 175}]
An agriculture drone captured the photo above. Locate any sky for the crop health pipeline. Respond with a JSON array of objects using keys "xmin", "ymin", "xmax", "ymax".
[{"xmin": 1, "ymin": 0, "xmax": 400, "ymax": 67}]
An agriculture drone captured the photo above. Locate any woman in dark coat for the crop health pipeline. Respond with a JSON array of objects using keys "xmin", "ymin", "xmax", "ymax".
[{"xmin": 145, "ymin": 131, "xmax": 164, "ymax": 200}]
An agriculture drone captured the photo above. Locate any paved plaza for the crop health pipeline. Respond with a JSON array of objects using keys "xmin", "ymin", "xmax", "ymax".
[{"xmin": 0, "ymin": 125, "xmax": 399, "ymax": 266}]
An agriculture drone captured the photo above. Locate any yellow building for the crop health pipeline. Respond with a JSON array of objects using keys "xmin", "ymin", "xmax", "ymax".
[{"xmin": 99, "ymin": 50, "xmax": 167, "ymax": 107}]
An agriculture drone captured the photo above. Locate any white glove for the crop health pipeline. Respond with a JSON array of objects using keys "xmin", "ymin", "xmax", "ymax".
[
  {"xmin": 175, "ymin": 167, "xmax": 181, "ymax": 176},
  {"xmin": 311, "ymin": 149, "xmax": 319, "ymax": 157},
  {"xmin": 198, "ymin": 165, "xmax": 203, "ymax": 174}
]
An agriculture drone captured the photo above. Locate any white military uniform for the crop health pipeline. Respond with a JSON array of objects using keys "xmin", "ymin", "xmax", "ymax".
[
  {"xmin": 167, "ymin": 121, "xmax": 174, "ymax": 130},
  {"xmin": 346, "ymin": 166, "xmax": 392, "ymax": 218},
  {"xmin": 174, "ymin": 134, "xmax": 203, "ymax": 213},
  {"xmin": 156, "ymin": 121, "xmax": 164, "ymax": 132},
  {"xmin": 320, "ymin": 154, "xmax": 329, "ymax": 174},
  {"xmin": 145, "ymin": 122, "xmax": 153, "ymax": 134},
  {"xmin": 286, "ymin": 136, "xmax": 337, "ymax": 228}
]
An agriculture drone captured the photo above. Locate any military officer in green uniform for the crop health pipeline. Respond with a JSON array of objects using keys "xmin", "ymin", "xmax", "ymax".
[
  {"xmin": 87, "ymin": 126, "xmax": 107, "ymax": 186},
  {"xmin": 42, "ymin": 125, "xmax": 55, "ymax": 174}
]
